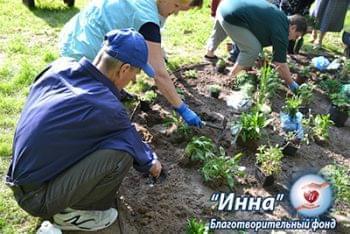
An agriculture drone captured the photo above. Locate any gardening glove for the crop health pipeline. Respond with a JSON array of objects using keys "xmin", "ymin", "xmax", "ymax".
[
  {"xmin": 175, "ymin": 102, "xmax": 202, "ymax": 127},
  {"xmin": 288, "ymin": 81, "xmax": 299, "ymax": 93}
]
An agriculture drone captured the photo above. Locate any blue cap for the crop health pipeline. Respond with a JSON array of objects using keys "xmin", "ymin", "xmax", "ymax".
[{"xmin": 104, "ymin": 28, "xmax": 155, "ymax": 78}]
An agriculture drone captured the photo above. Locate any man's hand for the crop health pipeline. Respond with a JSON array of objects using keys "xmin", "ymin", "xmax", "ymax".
[
  {"xmin": 149, "ymin": 159, "xmax": 162, "ymax": 178},
  {"xmin": 175, "ymin": 102, "xmax": 202, "ymax": 127}
]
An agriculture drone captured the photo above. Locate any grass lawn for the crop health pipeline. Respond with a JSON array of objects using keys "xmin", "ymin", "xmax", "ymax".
[{"xmin": 0, "ymin": 0, "xmax": 348, "ymax": 233}]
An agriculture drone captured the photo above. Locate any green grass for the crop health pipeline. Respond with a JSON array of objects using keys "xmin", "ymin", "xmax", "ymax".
[{"xmin": 0, "ymin": 0, "xmax": 348, "ymax": 232}]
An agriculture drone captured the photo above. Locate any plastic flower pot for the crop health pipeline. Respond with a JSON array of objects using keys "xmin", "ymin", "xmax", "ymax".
[
  {"xmin": 255, "ymin": 165, "xmax": 275, "ymax": 187},
  {"xmin": 299, "ymin": 106, "xmax": 310, "ymax": 118},
  {"xmin": 210, "ymin": 90, "xmax": 220, "ymax": 98},
  {"xmin": 329, "ymin": 105, "xmax": 348, "ymax": 127},
  {"xmin": 140, "ymin": 100, "xmax": 151, "ymax": 112},
  {"xmin": 216, "ymin": 59, "xmax": 226, "ymax": 74},
  {"xmin": 314, "ymin": 135, "xmax": 328, "ymax": 146},
  {"xmin": 208, "ymin": 86, "xmax": 221, "ymax": 99},
  {"xmin": 281, "ymin": 141, "xmax": 299, "ymax": 156}
]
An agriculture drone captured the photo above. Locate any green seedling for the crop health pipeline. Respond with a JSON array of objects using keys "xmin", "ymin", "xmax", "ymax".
[
  {"xmin": 283, "ymin": 96, "xmax": 302, "ymax": 118},
  {"xmin": 297, "ymin": 83, "xmax": 314, "ymax": 105},
  {"xmin": 185, "ymin": 136, "xmax": 215, "ymax": 163},
  {"xmin": 176, "ymin": 87, "xmax": 186, "ymax": 100},
  {"xmin": 233, "ymin": 71, "xmax": 256, "ymax": 89},
  {"xmin": 239, "ymin": 111, "xmax": 270, "ymax": 143},
  {"xmin": 216, "ymin": 58, "xmax": 226, "ymax": 73},
  {"xmin": 299, "ymin": 66, "xmax": 310, "ymax": 78},
  {"xmin": 257, "ymin": 64, "xmax": 281, "ymax": 104},
  {"xmin": 184, "ymin": 69, "xmax": 198, "ymax": 79},
  {"xmin": 256, "ymin": 145, "xmax": 284, "ymax": 176},
  {"xmin": 339, "ymin": 60, "xmax": 350, "ymax": 82},
  {"xmin": 319, "ymin": 79, "xmax": 341, "ymax": 95},
  {"xmin": 127, "ymin": 77, "xmax": 152, "ymax": 94},
  {"xmin": 186, "ymin": 218, "xmax": 209, "ymax": 234},
  {"xmin": 208, "ymin": 84, "xmax": 221, "ymax": 98},
  {"xmin": 140, "ymin": 90, "xmax": 157, "ymax": 102},
  {"xmin": 321, "ymin": 164, "xmax": 350, "ymax": 206},
  {"xmin": 201, "ymin": 152, "xmax": 245, "ymax": 189},
  {"xmin": 312, "ymin": 114, "xmax": 334, "ymax": 142},
  {"xmin": 163, "ymin": 111, "xmax": 192, "ymax": 137},
  {"xmin": 330, "ymin": 93, "xmax": 350, "ymax": 113}
]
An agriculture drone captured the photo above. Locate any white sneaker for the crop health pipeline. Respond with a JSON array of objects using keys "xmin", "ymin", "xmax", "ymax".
[{"xmin": 53, "ymin": 208, "xmax": 118, "ymax": 231}]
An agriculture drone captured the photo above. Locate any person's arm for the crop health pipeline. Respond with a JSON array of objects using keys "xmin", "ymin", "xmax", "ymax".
[
  {"xmin": 271, "ymin": 29, "xmax": 299, "ymax": 92},
  {"xmin": 146, "ymin": 41, "xmax": 183, "ymax": 107},
  {"xmin": 146, "ymin": 40, "xmax": 202, "ymax": 126},
  {"xmin": 273, "ymin": 62, "xmax": 299, "ymax": 92}
]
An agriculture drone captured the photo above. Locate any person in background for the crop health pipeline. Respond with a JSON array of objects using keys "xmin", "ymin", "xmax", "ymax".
[
  {"xmin": 270, "ymin": 0, "xmax": 315, "ymax": 54},
  {"xmin": 59, "ymin": 0, "xmax": 203, "ymax": 127},
  {"xmin": 205, "ymin": 0, "xmax": 307, "ymax": 93},
  {"xmin": 6, "ymin": 29, "xmax": 162, "ymax": 231},
  {"xmin": 311, "ymin": 0, "xmax": 350, "ymax": 49}
]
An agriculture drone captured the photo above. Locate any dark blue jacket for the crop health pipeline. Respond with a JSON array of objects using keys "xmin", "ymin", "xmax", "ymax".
[{"xmin": 7, "ymin": 58, "xmax": 155, "ymax": 185}]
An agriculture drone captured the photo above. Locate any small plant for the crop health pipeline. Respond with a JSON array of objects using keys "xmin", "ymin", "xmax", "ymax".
[
  {"xmin": 240, "ymin": 82, "xmax": 256, "ymax": 97},
  {"xmin": 296, "ymin": 83, "xmax": 314, "ymax": 106},
  {"xmin": 186, "ymin": 218, "xmax": 207, "ymax": 234},
  {"xmin": 281, "ymin": 132, "xmax": 300, "ymax": 156},
  {"xmin": 127, "ymin": 77, "xmax": 152, "ymax": 94},
  {"xmin": 184, "ymin": 69, "xmax": 198, "ymax": 79},
  {"xmin": 201, "ymin": 152, "xmax": 245, "ymax": 189},
  {"xmin": 321, "ymin": 164, "xmax": 350, "ymax": 206},
  {"xmin": 164, "ymin": 111, "xmax": 192, "ymax": 137},
  {"xmin": 239, "ymin": 111, "xmax": 270, "ymax": 143},
  {"xmin": 319, "ymin": 79, "xmax": 341, "ymax": 95},
  {"xmin": 216, "ymin": 58, "xmax": 226, "ymax": 73},
  {"xmin": 256, "ymin": 145, "xmax": 283, "ymax": 176},
  {"xmin": 140, "ymin": 90, "xmax": 157, "ymax": 102},
  {"xmin": 185, "ymin": 136, "xmax": 215, "ymax": 163},
  {"xmin": 330, "ymin": 93, "xmax": 350, "ymax": 111},
  {"xmin": 283, "ymin": 96, "xmax": 302, "ymax": 118},
  {"xmin": 299, "ymin": 66, "xmax": 310, "ymax": 78},
  {"xmin": 176, "ymin": 87, "xmax": 186, "ymax": 100},
  {"xmin": 302, "ymin": 114, "xmax": 333, "ymax": 144},
  {"xmin": 339, "ymin": 60, "xmax": 350, "ymax": 82},
  {"xmin": 257, "ymin": 64, "xmax": 281, "ymax": 104},
  {"xmin": 312, "ymin": 114, "xmax": 333, "ymax": 142},
  {"xmin": 208, "ymin": 84, "xmax": 221, "ymax": 98},
  {"xmin": 233, "ymin": 71, "xmax": 256, "ymax": 89}
]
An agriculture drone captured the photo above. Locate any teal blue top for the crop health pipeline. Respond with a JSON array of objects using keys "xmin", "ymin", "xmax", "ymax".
[
  {"xmin": 219, "ymin": 0, "xmax": 289, "ymax": 63},
  {"xmin": 59, "ymin": 0, "xmax": 161, "ymax": 61}
]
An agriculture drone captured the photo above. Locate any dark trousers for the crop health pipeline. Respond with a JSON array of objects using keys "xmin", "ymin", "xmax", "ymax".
[{"xmin": 10, "ymin": 149, "xmax": 132, "ymax": 218}]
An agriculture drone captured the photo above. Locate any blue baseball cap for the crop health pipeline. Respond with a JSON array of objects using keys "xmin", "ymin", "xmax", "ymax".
[{"xmin": 104, "ymin": 28, "xmax": 155, "ymax": 78}]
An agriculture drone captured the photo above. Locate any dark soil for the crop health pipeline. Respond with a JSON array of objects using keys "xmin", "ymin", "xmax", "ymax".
[{"xmin": 65, "ymin": 53, "xmax": 350, "ymax": 234}]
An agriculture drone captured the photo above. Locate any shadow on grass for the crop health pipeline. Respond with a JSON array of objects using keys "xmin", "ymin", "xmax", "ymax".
[{"xmin": 29, "ymin": 5, "xmax": 79, "ymax": 28}]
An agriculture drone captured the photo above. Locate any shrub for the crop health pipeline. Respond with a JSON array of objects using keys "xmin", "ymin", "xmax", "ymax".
[
  {"xmin": 201, "ymin": 151, "xmax": 245, "ymax": 189},
  {"xmin": 256, "ymin": 145, "xmax": 284, "ymax": 176},
  {"xmin": 185, "ymin": 136, "xmax": 215, "ymax": 163}
]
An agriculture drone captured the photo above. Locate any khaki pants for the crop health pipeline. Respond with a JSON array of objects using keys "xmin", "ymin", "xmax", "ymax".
[
  {"xmin": 9, "ymin": 149, "xmax": 133, "ymax": 218},
  {"xmin": 207, "ymin": 13, "xmax": 262, "ymax": 67}
]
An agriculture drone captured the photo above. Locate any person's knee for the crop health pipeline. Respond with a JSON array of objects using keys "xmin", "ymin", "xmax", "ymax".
[
  {"xmin": 237, "ymin": 50, "xmax": 259, "ymax": 67},
  {"xmin": 102, "ymin": 150, "xmax": 133, "ymax": 181}
]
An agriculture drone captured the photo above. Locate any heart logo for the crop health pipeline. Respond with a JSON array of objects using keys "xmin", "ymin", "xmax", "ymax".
[{"xmin": 304, "ymin": 190, "xmax": 319, "ymax": 203}]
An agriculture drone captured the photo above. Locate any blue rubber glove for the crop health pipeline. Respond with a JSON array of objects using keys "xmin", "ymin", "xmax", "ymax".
[
  {"xmin": 175, "ymin": 102, "xmax": 202, "ymax": 127},
  {"xmin": 288, "ymin": 81, "xmax": 299, "ymax": 93}
]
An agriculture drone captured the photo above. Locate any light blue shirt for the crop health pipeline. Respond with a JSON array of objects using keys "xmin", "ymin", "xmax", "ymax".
[{"xmin": 59, "ymin": 0, "xmax": 161, "ymax": 61}]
